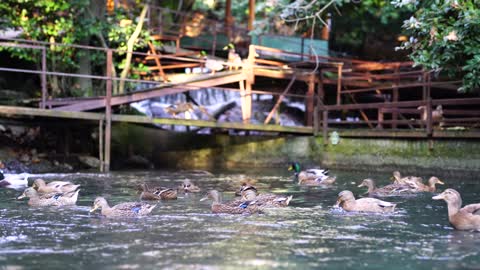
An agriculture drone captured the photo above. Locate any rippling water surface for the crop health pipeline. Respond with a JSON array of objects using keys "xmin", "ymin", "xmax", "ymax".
[{"xmin": 1, "ymin": 169, "xmax": 479, "ymax": 269}]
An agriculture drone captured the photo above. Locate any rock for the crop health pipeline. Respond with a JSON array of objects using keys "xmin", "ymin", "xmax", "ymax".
[{"xmin": 78, "ymin": 155, "xmax": 101, "ymax": 168}]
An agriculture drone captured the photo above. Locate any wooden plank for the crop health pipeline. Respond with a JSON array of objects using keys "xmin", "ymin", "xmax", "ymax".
[
  {"xmin": 53, "ymin": 72, "xmax": 246, "ymax": 112},
  {"xmin": 264, "ymin": 75, "xmax": 296, "ymax": 124},
  {"xmin": 253, "ymin": 68, "xmax": 318, "ymax": 82}
]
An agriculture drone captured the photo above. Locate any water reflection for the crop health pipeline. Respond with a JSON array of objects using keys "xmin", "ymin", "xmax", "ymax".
[{"xmin": 0, "ymin": 170, "xmax": 479, "ymax": 269}]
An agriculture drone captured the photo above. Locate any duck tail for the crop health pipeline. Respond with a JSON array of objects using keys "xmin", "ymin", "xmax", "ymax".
[{"xmin": 285, "ymin": 195, "xmax": 293, "ymax": 206}]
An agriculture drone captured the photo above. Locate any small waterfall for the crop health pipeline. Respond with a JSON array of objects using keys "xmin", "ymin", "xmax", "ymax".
[{"xmin": 130, "ymin": 88, "xmax": 306, "ymax": 133}]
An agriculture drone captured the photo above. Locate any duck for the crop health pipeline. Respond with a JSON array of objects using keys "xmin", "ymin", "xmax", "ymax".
[
  {"xmin": 179, "ymin": 179, "xmax": 201, "ymax": 193},
  {"xmin": 358, "ymin": 178, "xmax": 416, "ymax": 197},
  {"xmin": 90, "ymin": 197, "xmax": 156, "ymax": 218},
  {"xmin": 17, "ymin": 187, "xmax": 80, "ymax": 206},
  {"xmin": 391, "ymin": 171, "xmax": 423, "ymax": 186},
  {"xmin": 288, "ymin": 162, "xmax": 332, "ymax": 185},
  {"xmin": 432, "ymin": 188, "xmax": 480, "ymax": 231},
  {"xmin": 32, "ymin": 178, "xmax": 80, "ymax": 194},
  {"xmin": 239, "ymin": 185, "xmax": 293, "ymax": 208},
  {"xmin": 409, "ymin": 176, "xmax": 445, "ymax": 192},
  {"xmin": 0, "ymin": 171, "xmax": 30, "ymax": 190},
  {"xmin": 334, "ymin": 190, "xmax": 396, "ymax": 213},
  {"xmin": 200, "ymin": 190, "xmax": 260, "ymax": 214},
  {"xmin": 137, "ymin": 183, "xmax": 177, "ymax": 200}
]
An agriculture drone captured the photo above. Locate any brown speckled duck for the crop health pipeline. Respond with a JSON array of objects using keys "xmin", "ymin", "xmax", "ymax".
[
  {"xmin": 32, "ymin": 178, "xmax": 80, "ymax": 194},
  {"xmin": 334, "ymin": 190, "xmax": 396, "ymax": 213},
  {"xmin": 232, "ymin": 185, "xmax": 292, "ymax": 208},
  {"xmin": 137, "ymin": 183, "xmax": 177, "ymax": 200},
  {"xmin": 200, "ymin": 190, "xmax": 260, "ymax": 214},
  {"xmin": 358, "ymin": 178, "xmax": 416, "ymax": 197},
  {"xmin": 90, "ymin": 197, "xmax": 156, "ymax": 218},
  {"xmin": 17, "ymin": 187, "xmax": 80, "ymax": 206},
  {"xmin": 179, "ymin": 179, "xmax": 201, "ymax": 193},
  {"xmin": 409, "ymin": 176, "xmax": 444, "ymax": 192},
  {"xmin": 432, "ymin": 189, "xmax": 480, "ymax": 231},
  {"xmin": 391, "ymin": 171, "xmax": 423, "ymax": 186}
]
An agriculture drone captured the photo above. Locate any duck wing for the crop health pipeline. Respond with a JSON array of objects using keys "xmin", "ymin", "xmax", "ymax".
[
  {"xmin": 461, "ymin": 203, "xmax": 480, "ymax": 215},
  {"xmin": 113, "ymin": 202, "xmax": 156, "ymax": 215},
  {"xmin": 305, "ymin": 169, "xmax": 329, "ymax": 177},
  {"xmin": 358, "ymin": 197, "xmax": 396, "ymax": 208}
]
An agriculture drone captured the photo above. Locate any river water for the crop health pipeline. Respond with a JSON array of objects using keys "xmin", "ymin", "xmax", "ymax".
[{"xmin": 0, "ymin": 169, "xmax": 479, "ymax": 269}]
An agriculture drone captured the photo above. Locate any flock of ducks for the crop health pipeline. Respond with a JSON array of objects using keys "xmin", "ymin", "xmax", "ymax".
[{"xmin": 1, "ymin": 164, "xmax": 479, "ymax": 231}]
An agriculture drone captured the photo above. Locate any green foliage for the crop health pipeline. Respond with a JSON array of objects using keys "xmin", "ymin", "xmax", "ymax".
[{"xmin": 397, "ymin": 0, "xmax": 480, "ymax": 92}]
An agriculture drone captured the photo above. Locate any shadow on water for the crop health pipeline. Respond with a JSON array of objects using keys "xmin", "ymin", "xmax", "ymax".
[{"xmin": 0, "ymin": 169, "xmax": 479, "ymax": 269}]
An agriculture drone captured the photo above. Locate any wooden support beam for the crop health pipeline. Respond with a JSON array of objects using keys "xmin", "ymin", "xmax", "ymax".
[
  {"xmin": 248, "ymin": 0, "xmax": 255, "ymax": 31},
  {"xmin": 264, "ymin": 75, "xmax": 296, "ymax": 124},
  {"xmin": 305, "ymin": 75, "xmax": 315, "ymax": 126},
  {"xmin": 336, "ymin": 64, "xmax": 343, "ymax": 105},
  {"xmin": 323, "ymin": 110, "xmax": 328, "ymax": 145},
  {"xmin": 99, "ymin": 119, "xmax": 104, "ymax": 172},
  {"xmin": 104, "ymin": 49, "xmax": 113, "ymax": 172}
]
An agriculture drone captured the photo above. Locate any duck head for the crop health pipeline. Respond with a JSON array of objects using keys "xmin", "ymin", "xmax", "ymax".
[
  {"xmin": 358, "ymin": 179, "xmax": 375, "ymax": 190},
  {"xmin": 334, "ymin": 190, "xmax": 355, "ymax": 207},
  {"xmin": 90, "ymin": 197, "xmax": 109, "ymax": 213},
  {"xmin": 200, "ymin": 190, "xmax": 221, "ymax": 203},
  {"xmin": 428, "ymin": 176, "xmax": 444, "ymax": 187},
  {"xmin": 17, "ymin": 187, "xmax": 38, "ymax": 200},
  {"xmin": 32, "ymin": 179, "xmax": 47, "ymax": 190},
  {"xmin": 181, "ymin": 179, "xmax": 200, "ymax": 193},
  {"xmin": 288, "ymin": 162, "xmax": 301, "ymax": 173},
  {"xmin": 432, "ymin": 188, "xmax": 462, "ymax": 210}
]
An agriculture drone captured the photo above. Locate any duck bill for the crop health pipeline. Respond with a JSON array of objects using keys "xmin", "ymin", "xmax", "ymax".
[
  {"xmin": 334, "ymin": 198, "xmax": 341, "ymax": 207},
  {"xmin": 432, "ymin": 194, "xmax": 444, "ymax": 200},
  {"xmin": 17, "ymin": 193, "xmax": 26, "ymax": 200},
  {"xmin": 89, "ymin": 205, "xmax": 99, "ymax": 213},
  {"xmin": 288, "ymin": 165, "xmax": 293, "ymax": 171},
  {"xmin": 437, "ymin": 180, "xmax": 445, "ymax": 185},
  {"xmin": 199, "ymin": 196, "xmax": 208, "ymax": 202},
  {"xmin": 357, "ymin": 183, "xmax": 365, "ymax": 188}
]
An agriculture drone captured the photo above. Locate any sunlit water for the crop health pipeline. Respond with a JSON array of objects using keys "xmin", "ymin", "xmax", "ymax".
[{"xmin": 1, "ymin": 169, "xmax": 479, "ymax": 269}]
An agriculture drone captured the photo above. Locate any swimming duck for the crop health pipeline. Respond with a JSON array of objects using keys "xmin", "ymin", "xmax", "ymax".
[
  {"xmin": 200, "ymin": 190, "xmax": 260, "ymax": 214},
  {"xmin": 358, "ymin": 178, "xmax": 416, "ymax": 197},
  {"xmin": 391, "ymin": 171, "xmax": 423, "ymax": 186},
  {"xmin": 90, "ymin": 197, "xmax": 156, "ymax": 218},
  {"xmin": 137, "ymin": 183, "xmax": 177, "ymax": 200},
  {"xmin": 17, "ymin": 187, "xmax": 80, "ymax": 206},
  {"xmin": 238, "ymin": 185, "xmax": 293, "ymax": 208},
  {"xmin": 432, "ymin": 188, "xmax": 480, "ymax": 231},
  {"xmin": 179, "ymin": 179, "xmax": 201, "ymax": 193},
  {"xmin": 32, "ymin": 178, "xmax": 80, "ymax": 194},
  {"xmin": 334, "ymin": 190, "xmax": 396, "ymax": 213},
  {"xmin": 0, "ymin": 171, "xmax": 30, "ymax": 190},
  {"xmin": 409, "ymin": 176, "xmax": 444, "ymax": 192},
  {"xmin": 288, "ymin": 162, "xmax": 331, "ymax": 185}
]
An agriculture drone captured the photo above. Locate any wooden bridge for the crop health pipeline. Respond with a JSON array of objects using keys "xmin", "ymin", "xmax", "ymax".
[{"xmin": 1, "ymin": 11, "xmax": 479, "ymax": 171}]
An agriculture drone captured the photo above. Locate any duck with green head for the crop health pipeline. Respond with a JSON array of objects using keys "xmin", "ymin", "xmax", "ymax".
[{"xmin": 288, "ymin": 162, "xmax": 334, "ymax": 185}]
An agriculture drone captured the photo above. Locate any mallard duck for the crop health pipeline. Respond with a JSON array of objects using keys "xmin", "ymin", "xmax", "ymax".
[
  {"xmin": 0, "ymin": 172, "xmax": 30, "ymax": 190},
  {"xmin": 17, "ymin": 187, "xmax": 79, "ymax": 206},
  {"xmin": 200, "ymin": 190, "xmax": 260, "ymax": 214},
  {"xmin": 32, "ymin": 178, "xmax": 80, "ymax": 194},
  {"xmin": 358, "ymin": 178, "xmax": 416, "ymax": 197},
  {"xmin": 179, "ymin": 179, "xmax": 201, "ymax": 193},
  {"xmin": 432, "ymin": 188, "xmax": 480, "ymax": 231},
  {"xmin": 90, "ymin": 197, "xmax": 156, "ymax": 218},
  {"xmin": 238, "ymin": 185, "xmax": 293, "ymax": 208},
  {"xmin": 137, "ymin": 183, "xmax": 177, "ymax": 200},
  {"xmin": 409, "ymin": 176, "xmax": 444, "ymax": 192},
  {"xmin": 288, "ymin": 162, "xmax": 332, "ymax": 185},
  {"xmin": 334, "ymin": 190, "xmax": 396, "ymax": 213},
  {"xmin": 391, "ymin": 171, "xmax": 423, "ymax": 186}
]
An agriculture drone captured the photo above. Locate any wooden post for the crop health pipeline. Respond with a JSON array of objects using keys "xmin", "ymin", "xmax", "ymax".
[
  {"xmin": 426, "ymin": 98, "xmax": 432, "ymax": 136},
  {"xmin": 99, "ymin": 119, "xmax": 104, "ymax": 172},
  {"xmin": 305, "ymin": 74, "xmax": 315, "ymax": 126},
  {"xmin": 336, "ymin": 64, "xmax": 343, "ymax": 105},
  {"xmin": 225, "ymin": 0, "xmax": 232, "ymax": 40},
  {"xmin": 245, "ymin": 78, "xmax": 252, "ymax": 123},
  {"xmin": 104, "ymin": 49, "xmax": 113, "ymax": 172},
  {"xmin": 239, "ymin": 80, "xmax": 247, "ymax": 122},
  {"xmin": 323, "ymin": 110, "xmax": 328, "ymax": 146},
  {"xmin": 392, "ymin": 66, "xmax": 399, "ymax": 129},
  {"xmin": 41, "ymin": 47, "xmax": 47, "ymax": 109},
  {"xmin": 248, "ymin": 0, "xmax": 255, "ymax": 31},
  {"xmin": 377, "ymin": 108, "xmax": 384, "ymax": 129}
]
